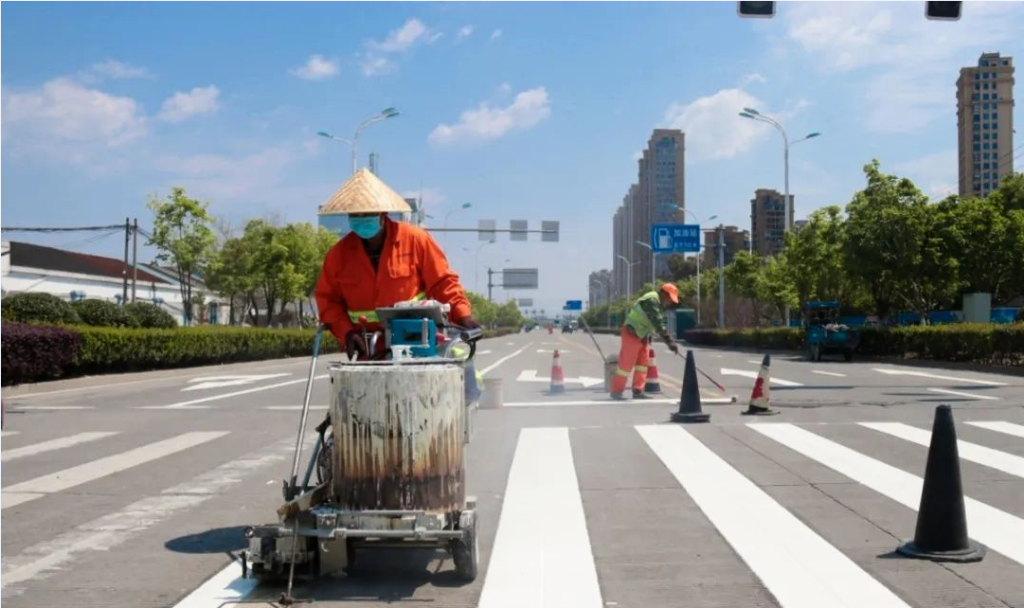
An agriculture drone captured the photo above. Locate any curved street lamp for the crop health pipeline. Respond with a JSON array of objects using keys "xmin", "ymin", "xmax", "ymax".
[{"xmin": 318, "ymin": 107, "xmax": 401, "ymax": 175}]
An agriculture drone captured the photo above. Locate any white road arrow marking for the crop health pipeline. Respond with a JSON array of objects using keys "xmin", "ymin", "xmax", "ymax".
[
  {"xmin": 182, "ymin": 373, "xmax": 291, "ymax": 392},
  {"xmin": 720, "ymin": 368, "xmax": 803, "ymax": 387},
  {"xmin": 517, "ymin": 369, "xmax": 604, "ymax": 388}
]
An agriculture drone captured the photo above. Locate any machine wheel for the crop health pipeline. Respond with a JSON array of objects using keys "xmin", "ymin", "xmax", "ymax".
[
  {"xmin": 809, "ymin": 343, "xmax": 821, "ymax": 362},
  {"xmin": 843, "ymin": 348, "xmax": 853, "ymax": 362},
  {"xmin": 451, "ymin": 511, "xmax": 479, "ymax": 582}
]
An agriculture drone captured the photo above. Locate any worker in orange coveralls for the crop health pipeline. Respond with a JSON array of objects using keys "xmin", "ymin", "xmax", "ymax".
[
  {"xmin": 314, "ymin": 168, "xmax": 481, "ymax": 363},
  {"xmin": 610, "ymin": 283, "xmax": 681, "ymax": 401}
]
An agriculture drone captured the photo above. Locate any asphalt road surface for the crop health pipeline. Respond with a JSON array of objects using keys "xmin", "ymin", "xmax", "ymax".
[{"xmin": 2, "ymin": 331, "xmax": 1023, "ymax": 608}]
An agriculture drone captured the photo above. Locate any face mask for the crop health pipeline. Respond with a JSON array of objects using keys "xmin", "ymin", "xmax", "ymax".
[{"xmin": 350, "ymin": 216, "xmax": 382, "ymax": 239}]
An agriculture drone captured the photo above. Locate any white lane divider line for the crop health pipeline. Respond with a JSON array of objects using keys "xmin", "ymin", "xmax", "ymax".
[
  {"xmin": 860, "ymin": 422, "xmax": 1024, "ymax": 479},
  {"xmin": 965, "ymin": 421, "xmax": 1024, "ymax": 439},
  {"xmin": 873, "ymin": 368, "xmax": 1008, "ymax": 386},
  {"xmin": 476, "ymin": 350, "xmax": 493, "ymax": 356},
  {"xmin": 927, "ymin": 388, "xmax": 999, "ymax": 401},
  {"xmin": 2, "ymin": 431, "xmax": 20, "ymax": 437},
  {"xmin": 170, "ymin": 558, "xmax": 257, "ymax": 608},
  {"xmin": 504, "ymin": 398, "xmax": 735, "ymax": 407},
  {"xmin": 2, "ymin": 432, "xmax": 118, "ymax": 463},
  {"xmin": 155, "ymin": 375, "xmax": 328, "ymax": 409},
  {"xmin": 637, "ymin": 425, "xmax": 910, "ymax": 608},
  {"xmin": 183, "ymin": 373, "xmax": 292, "ymax": 392},
  {"xmin": 750, "ymin": 423, "xmax": 1024, "ymax": 566},
  {"xmin": 721, "ymin": 368, "xmax": 803, "ymax": 387},
  {"xmin": 480, "ymin": 345, "xmax": 532, "ymax": 376},
  {"xmin": 1, "ymin": 437, "xmax": 300, "ymax": 590},
  {"xmin": 812, "ymin": 370, "xmax": 847, "ymax": 378},
  {"xmin": 1, "ymin": 431, "xmax": 228, "ymax": 511},
  {"xmin": 264, "ymin": 405, "xmax": 329, "ymax": 411},
  {"xmin": 478, "ymin": 427, "xmax": 602, "ymax": 608}
]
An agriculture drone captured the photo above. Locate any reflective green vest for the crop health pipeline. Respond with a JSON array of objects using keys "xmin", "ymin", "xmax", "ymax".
[{"xmin": 625, "ymin": 291, "xmax": 660, "ymax": 339}]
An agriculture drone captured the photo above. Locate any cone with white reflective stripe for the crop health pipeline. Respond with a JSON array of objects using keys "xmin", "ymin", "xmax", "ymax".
[
  {"xmin": 742, "ymin": 354, "xmax": 779, "ymax": 416},
  {"xmin": 644, "ymin": 347, "xmax": 662, "ymax": 394},
  {"xmin": 897, "ymin": 404, "xmax": 985, "ymax": 562},
  {"xmin": 549, "ymin": 350, "xmax": 566, "ymax": 395}
]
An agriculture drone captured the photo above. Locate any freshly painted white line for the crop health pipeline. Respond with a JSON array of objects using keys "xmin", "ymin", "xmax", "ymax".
[
  {"xmin": 860, "ymin": 422, "xmax": 1024, "ymax": 479},
  {"xmin": 750, "ymin": 423, "xmax": 1024, "ymax": 566},
  {"xmin": 264, "ymin": 405, "xmax": 329, "ymax": 411},
  {"xmin": 476, "ymin": 350, "xmax": 493, "ymax": 356},
  {"xmin": 2, "ymin": 432, "xmax": 118, "ymax": 462},
  {"xmin": 156, "ymin": 375, "xmax": 328, "ymax": 409},
  {"xmin": 637, "ymin": 425, "xmax": 910, "ymax": 608},
  {"xmin": 478, "ymin": 428, "xmax": 602, "ymax": 608},
  {"xmin": 966, "ymin": 421, "xmax": 1024, "ymax": 439},
  {"xmin": 2, "ymin": 431, "xmax": 20, "ymax": 437},
  {"xmin": 812, "ymin": 370, "xmax": 847, "ymax": 378},
  {"xmin": 1, "ymin": 432, "xmax": 228, "ymax": 510},
  {"xmin": 2, "ymin": 492, "xmax": 45, "ymax": 509},
  {"xmin": 747, "ymin": 359, "xmax": 763, "ymax": 365},
  {"xmin": 516, "ymin": 369, "xmax": 603, "ymax": 388},
  {"xmin": 1, "ymin": 438, "xmax": 298, "ymax": 589},
  {"xmin": 873, "ymin": 368, "xmax": 1008, "ymax": 386},
  {"xmin": 182, "ymin": 373, "xmax": 291, "ymax": 392},
  {"xmin": 170, "ymin": 559, "xmax": 256, "ymax": 608},
  {"xmin": 480, "ymin": 345, "xmax": 531, "ymax": 376},
  {"xmin": 504, "ymin": 398, "xmax": 734, "ymax": 407},
  {"xmin": 16, "ymin": 406, "xmax": 94, "ymax": 411},
  {"xmin": 721, "ymin": 368, "xmax": 803, "ymax": 387},
  {"xmin": 927, "ymin": 388, "xmax": 999, "ymax": 401}
]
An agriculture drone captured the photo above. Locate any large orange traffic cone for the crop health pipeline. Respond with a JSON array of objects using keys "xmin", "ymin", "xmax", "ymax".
[
  {"xmin": 644, "ymin": 347, "xmax": 663, "ymax": 394},
  {"xmin": 742, "ymin": 354, "xmax": 779, "ymax": 416},
  {"xmin": 549, "ymin": 350, "xmax": 566, "ymax": 394}
]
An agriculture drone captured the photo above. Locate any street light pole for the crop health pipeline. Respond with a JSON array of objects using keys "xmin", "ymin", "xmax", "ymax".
[
  {"xmin": 617, "ymin": 254, "xmax": 638, "ymax": 301},
  {"xmin": 683, "ymin": 209, "xmax": 717, "ymax": 328},
  {"xmin": 318, "ymin": 107, "xmax": 400, "ymax": 175},
  {"xmin": 443, "ymin": 202, "xmax": 472, "ymax": 249},
  {"xmin": 636, "ymin": 241, "xmax": 656, "ymax": 287},
  {"xmin": 739, "ymin": 108, "xmax": 820, "ymax": 326}
]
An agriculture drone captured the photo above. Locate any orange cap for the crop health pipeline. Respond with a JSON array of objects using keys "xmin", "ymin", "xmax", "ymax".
[{"xmin": 660, "ymin": 282, "xmax": 679, "ymax": 304}]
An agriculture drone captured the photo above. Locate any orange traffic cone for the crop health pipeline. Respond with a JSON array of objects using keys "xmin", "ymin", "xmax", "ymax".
[
  {"xmin": 742, "ymin": 354, "xmax": 779, "ymax": 416},
  {"xmin": 644, "ymin": 348, "xmax": 662, "ymax": 394},
  {"xmin": 549, "ymin": 350, "xmax": 566, "ymax": 394}
]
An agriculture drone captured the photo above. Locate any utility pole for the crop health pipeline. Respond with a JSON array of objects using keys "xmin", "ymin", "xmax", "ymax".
[
  {"xmin": 718, "ymin": 226, "xmax": 726, "ymax": 328},
  {"xmin": 487, "ymin": 268, "xmax": 494, "ymax": 302},
  {"xmin": 131, "ymin": 218, "xmax": 138, "ymax": 302},
  {"xmin": 122, "ymin": 217, "xmax": 130, "ymax": 305}
]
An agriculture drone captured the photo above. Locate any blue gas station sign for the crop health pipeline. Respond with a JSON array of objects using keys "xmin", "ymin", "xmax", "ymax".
[{"xmin": 651, "ymin": 224, "xmax": 701, "ymax": 253}]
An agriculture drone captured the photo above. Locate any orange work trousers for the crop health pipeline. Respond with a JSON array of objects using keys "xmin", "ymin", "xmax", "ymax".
[{"xmin": 611, "ymin": 326, "xmax": 650, "ymax": 395}]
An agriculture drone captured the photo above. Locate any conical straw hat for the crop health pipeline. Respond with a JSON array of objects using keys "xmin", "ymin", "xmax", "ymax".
[{"xmin": 319, "ymin": 168, "xmax": 412, "ymax": 214}]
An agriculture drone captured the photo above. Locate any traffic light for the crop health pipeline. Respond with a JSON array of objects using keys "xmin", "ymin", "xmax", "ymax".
[
  {"xmin": 737, "ymin": 1, "xmax": 775, "ymax": 18},
  {"xmin": 925, "ymin": 1, "xmax": 961, "ymax": 20}
]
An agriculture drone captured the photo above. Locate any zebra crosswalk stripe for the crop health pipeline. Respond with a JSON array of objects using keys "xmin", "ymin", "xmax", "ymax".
[
  {"xmin": 2, "ymin": 432, "xmax": 119, "ymax": 463},
  {"xmin": 637, "ymin": 425, "xmax": 910, "ymax": 608},
  {"xmin": 859, "ymin": 422, "xmax": 1024, "ymax": 479},
  {"xmin": 750, "ymin": 423, "xmax": 1024, "ymax": 566},
  {"xmin": 965, "ymin": 421, "xmax": 1024, "ymax": 439}
]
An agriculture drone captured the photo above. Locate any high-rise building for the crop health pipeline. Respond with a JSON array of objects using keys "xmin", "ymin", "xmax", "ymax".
[
  {"xmin": 588, "ymin": 269, "xmax": 612, "ymax": 309},
  {"xmin": 957, "ymin": 52, "xmax": 1015, "ymax": 198},
  {"xmin": 612, "ymin": 129, "xmax": 686, "ymax": 297},
  {"xmin": 750, "ymin": 188, "xmax": 793, "ymax": 256},
  {"xmin": 702, "ymin": 226, "xmax": 749, "ymax": 268}
]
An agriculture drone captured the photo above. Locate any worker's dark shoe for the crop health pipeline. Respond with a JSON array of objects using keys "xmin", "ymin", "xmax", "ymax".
[
  {"xmin": 610, "ymin": 392, "xmax": 627, "ymax": 401},
  {"xmin": 632, "ymin": 390, "xmax": 652, "ymax": 400}
]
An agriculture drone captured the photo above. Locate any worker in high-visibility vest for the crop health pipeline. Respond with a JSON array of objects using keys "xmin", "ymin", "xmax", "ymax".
[
  {"xmin": 610, "ymin": 283, "xmax": 680, "ymax": 400},
  {"xmin": 314, "ymin": 169, "xmax": 480, "ymax": 360}
]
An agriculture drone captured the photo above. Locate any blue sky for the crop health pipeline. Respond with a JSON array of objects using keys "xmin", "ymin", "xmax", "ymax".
[{"xmin": 3, "ymin": 2, "xmax": 1023, "ymax": 314}]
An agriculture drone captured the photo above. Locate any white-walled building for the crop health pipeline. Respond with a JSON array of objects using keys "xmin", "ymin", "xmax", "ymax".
[{"xmin": 0, "ymin": 240, "xmax": 227, "ymax": 325}]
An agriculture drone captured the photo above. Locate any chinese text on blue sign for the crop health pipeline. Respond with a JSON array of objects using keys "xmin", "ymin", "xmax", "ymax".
[{"xmin": 650, "ymin": 224, "xmax": 700, "ymax": 253}]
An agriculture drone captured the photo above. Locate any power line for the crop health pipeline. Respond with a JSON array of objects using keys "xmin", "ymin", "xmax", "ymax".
[{"xmin": 1, "ymin": 224, "xmax": 124, "ymax": 233}]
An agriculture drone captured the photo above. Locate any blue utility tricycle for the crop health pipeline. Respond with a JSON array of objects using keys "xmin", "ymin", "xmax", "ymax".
[{"xmin": 804, "ymin": 301, "xmax": 859, "ymax": 362}]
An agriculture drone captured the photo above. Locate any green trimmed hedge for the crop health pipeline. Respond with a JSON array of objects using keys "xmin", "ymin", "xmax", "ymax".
[
  {"xmin": 1, "ymin": 323, "xmax": 522, "ymax": 385},
  {"xmin": 72, "ymin": 299, "xmax": 129, "ymax": 327},
  {"xmin": 1, "ymin": 293, "xmax": 81, "ymax": 325},
  {"xmin": 683, "ymin": 324, "xmax": 1024, "ymax": 366}
]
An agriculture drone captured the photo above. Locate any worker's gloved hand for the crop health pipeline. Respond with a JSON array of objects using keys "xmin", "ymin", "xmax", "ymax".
[
  {"xmin": 460, "ymin": 316, "xmax": 482, "ymax": 330},
  {"xmin": 344, "ymin": 330, "xmax": 368, "ymax": 360}
]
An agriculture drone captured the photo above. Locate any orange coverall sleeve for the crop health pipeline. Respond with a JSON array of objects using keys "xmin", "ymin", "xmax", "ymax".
[
  {"xmin": 314, "ymin": 246, "xmax": 353, "ymax": 343},
  {"xmin": 419, "ymin": 232, "xmax": 472, "ymax": 323}
]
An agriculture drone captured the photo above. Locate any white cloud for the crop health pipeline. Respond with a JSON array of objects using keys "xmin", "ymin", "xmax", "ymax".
[
  {"xmin": 740, "ymin": 72, "xmax": 767, "ymax": 86},
  {"xmin": 79, "ymin": 60, "xmax": 152, "ymax": 83},
  {"xmin": 895, "ymin": 150, "xmax": 959, "ymax": 198},
  {"xmin": 664, "ymin": 88, "xmax": 768, "ymax": 161},
  {"xmin": 401, "ymin": 188, "xmax": 447, "ymax": 207},
  {"xmin": 369, "ymin": 18, "xmax": 431, "ymax": 52},
  {"xmin": 2, "ymin": 77, "xmax": 147, "ymax": 157},
  {"xmin": 158, "ymin": 86, "xmax": 220, "ymax": 122},
  {"xmin": 290, "ymin": 54, "xmax": 339, "ymax": 80},
  {"xmin": 490, "ymin": 29, "xmax": 503, "ymax": 41},
  {"xmin": 429, "ymin": 87, "xmax": 551, "ymax": 147},
  {"xmin": 497, "ymin": 82, "xmax": 512, "ymax": 95},
  {"xmin": 456, "ymin": 25, "xmax": 474, "ymax": 42},
  {"xmin": 361, "ymin": 55, "xmax": 397, "ymax": 77},
  {"xmin": 783, "ymin": 2, "xmax": 1021, "ymax": 133}
]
